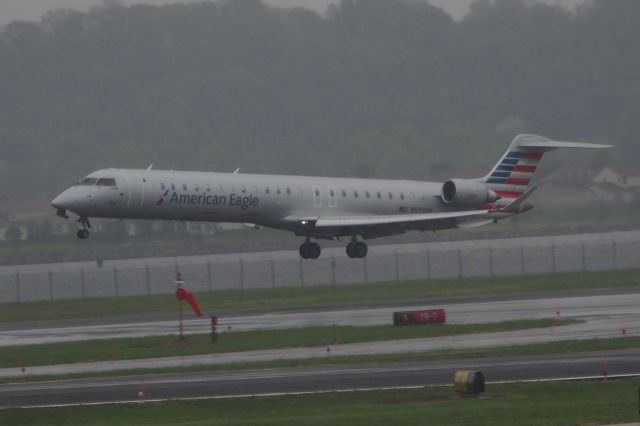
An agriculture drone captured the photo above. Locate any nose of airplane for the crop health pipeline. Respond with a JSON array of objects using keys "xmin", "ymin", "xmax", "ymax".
[
  {"xmin": 51, "ymin": 191, "xmax": 71, "ymax": 211},
  {"xmin": 51, "ymin": 189, "xmax": 83, "ymax": 216}
]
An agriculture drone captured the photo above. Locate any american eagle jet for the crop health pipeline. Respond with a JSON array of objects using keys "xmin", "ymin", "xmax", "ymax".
[{"xmin": 52, "ymin": 134, "xmax": 611, "ymax": 259}]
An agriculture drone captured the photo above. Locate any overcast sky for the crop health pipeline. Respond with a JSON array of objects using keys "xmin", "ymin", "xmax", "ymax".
[{"xmin": 0, "ymin": 0, "xmax": 587, "ymax": 25}]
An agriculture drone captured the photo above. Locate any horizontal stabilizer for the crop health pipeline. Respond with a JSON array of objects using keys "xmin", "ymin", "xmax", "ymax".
[{"xmin": 518, "ymin": 140, "xmax": 613, "ymax": 150}]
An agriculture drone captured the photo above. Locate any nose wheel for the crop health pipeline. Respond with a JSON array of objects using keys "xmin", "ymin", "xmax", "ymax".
[
  {"xmin": 76, "ymin": 229, "xmax": 90, "ymax": 239},
  {"xmin": 299, "ymin": 239, "xmax": 321, "ymax": 259},
  {"xmin": 346, "ymin": 240, "xmax": 368, "ymax": 258},
  {"xmin": 76, "ymin": 216, "xmax": 92, "ymax": 240}
]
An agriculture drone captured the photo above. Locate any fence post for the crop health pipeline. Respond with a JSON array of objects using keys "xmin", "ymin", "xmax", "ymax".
[
  {"xmin": 145, "ymin": 265, "xmax": 151, "ymax": 295},
  {"xmin": 427, "ymin": 247, "xmax": 431, "ymax": 280},
  {"xmin": 331, "ymin": 256, "xmax": 336, "ymax": 287},
  {"xmin": 489, "ymin": 245, "xmax": 494, "ymax": 276},
  {"xmin": 270, "ymin": 259, "xmax": 276, "ymax": 288},
  {"xmin": 207, "ymin": 261, "xmax": 212, "ymax": 292},
  {"xmin": 113, "ymin": 268, "xmax": 119, "ymax": 297},
  {"xmin": 80, "ymin": 270, "xmax": 86, "ymax": 299},
  {"xmin": 363, "ymin": 257, "xmax": 368, "ymax": 284},
  {"xmin": 395, "ymin": 252, "xmax": 400, "ymax": 282},
  {"xmin": 48, "ymin": 270, "xmax": 53, "ymax": 301},
  {"xmin": 15, "ymin": 272, "xmax": 20, "ymax": 303},
  {"xmin": 299, "ymin": 258, "xmax": 304, "ymax": 287}
]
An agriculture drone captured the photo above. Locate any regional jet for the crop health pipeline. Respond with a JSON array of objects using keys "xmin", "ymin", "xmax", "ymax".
[{"xmin": 51, "ymin": 134, "xmax": 611, "ymax": 259}]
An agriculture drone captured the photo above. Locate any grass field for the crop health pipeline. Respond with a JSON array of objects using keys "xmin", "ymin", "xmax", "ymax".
[
  {"xmin": 1, "ymin": 269, "xmax": 639, "ymax": 323},
  {"xmin": 3, "ymin": 379, "xmax": 639, "ymax": 425},
  {"xmin": 0, "ymin": 319, "xmax": 578, "ymax": 368}
]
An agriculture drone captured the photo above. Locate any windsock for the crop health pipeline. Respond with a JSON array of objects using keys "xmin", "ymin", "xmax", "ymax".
[{"xmin": 175, "ymin": 288, "xmax": 203, "ymax": 317}]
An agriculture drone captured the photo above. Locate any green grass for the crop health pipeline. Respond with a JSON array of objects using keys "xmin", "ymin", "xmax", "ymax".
[
  {"xmin": 3, "ymin": 379, "xmax": 639, "ymax": 425},
  {"xmin": 0, "ymin": 319, "xmax": 577, "ymax": 368},
  {"xmin": 1, "ymin": 269, "xmax": 639, "ymax": 323}
]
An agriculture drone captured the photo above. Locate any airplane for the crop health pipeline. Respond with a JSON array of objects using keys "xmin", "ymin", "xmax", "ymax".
[{"xmin": 51, "ymin": 134, "xmax": 611, "ymax": 259}]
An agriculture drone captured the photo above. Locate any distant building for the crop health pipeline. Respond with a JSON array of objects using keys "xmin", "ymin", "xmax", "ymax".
[{"xmin": 591, "ymin": 165, "xmax": 640, "ymax": 202}]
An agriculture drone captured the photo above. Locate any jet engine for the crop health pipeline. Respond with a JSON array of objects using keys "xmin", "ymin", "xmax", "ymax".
[{"xmin": 441, "ymin": 179, "xmax": 498, "ymax": 208}]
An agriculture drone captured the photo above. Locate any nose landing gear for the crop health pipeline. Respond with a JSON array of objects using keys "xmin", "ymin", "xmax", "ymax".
[{"xmin": 76, "ymin": 216, "xmax": 91, "ymax": 240}]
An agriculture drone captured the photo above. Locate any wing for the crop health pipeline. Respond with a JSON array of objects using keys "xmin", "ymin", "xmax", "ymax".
[{"xmin": 293, "ymin": 209, "xmax": 494, "ymax": 239}]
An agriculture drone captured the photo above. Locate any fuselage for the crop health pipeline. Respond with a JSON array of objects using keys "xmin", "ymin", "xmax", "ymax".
[{"xmin": 52, "ymin": 168, "xmax": 450, "ymax": 235}]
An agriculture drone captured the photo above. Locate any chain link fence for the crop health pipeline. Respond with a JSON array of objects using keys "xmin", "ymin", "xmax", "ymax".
[{"xmin": 1, "ymin": 231, "xmax": 639, "ymax": 303}]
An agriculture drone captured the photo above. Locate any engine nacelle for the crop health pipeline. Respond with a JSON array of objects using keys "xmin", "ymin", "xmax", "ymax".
[{"xmin": 441, "ymin": 179, "xmax": 498, "ymax": 208}]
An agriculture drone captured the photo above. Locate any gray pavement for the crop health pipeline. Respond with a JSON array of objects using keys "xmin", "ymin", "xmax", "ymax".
[
  {"xmin": 1, "ymin": 350, "xmax": 638, "ymax": 409},
  {"xmin": 2, "ymin": 292, "xmax": 639, "ymax": 347},
  {"xmin": 1, "ymin": 292, "xmax": 639, "ymax": 378}
]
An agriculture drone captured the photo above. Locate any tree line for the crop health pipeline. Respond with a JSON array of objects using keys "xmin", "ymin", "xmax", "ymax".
[{"xmin": 0, "ymin": 0, "xmax": 637, "ymax": 202}]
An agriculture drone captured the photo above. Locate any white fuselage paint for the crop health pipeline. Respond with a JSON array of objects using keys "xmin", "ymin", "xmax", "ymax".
[{"xmin": 54, "ymin": 168, "xmax": 448, "ymax": 235}]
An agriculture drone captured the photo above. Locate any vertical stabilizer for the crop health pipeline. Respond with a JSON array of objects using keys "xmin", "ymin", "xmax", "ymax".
[{"xmin": 481, "ymin": 134, "xmax": 612, "ymax": 207}]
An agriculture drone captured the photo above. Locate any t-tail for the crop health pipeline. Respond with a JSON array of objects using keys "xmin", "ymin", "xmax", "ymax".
[{"xmin": 479, "ymin": 134, "xmax": 612, "ymax": 211}]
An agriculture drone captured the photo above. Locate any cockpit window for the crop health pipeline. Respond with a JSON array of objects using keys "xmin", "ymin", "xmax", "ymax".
[
  {"xmin": 77, "ymin": 177, "xmax": 98, "ymax": 186},
  {"xmin": 96, "ymin": 178, "xmax": 117, "ymax": 187}
]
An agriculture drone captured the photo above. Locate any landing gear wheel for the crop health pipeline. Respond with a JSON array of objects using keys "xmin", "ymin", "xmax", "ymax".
[
  {"xmin": 299, "ymin": 241, "xmax": 321, "ymax": 259},
  {"xmin": 346, "ymin": 241, "xmax": 367, "ymax": 258}
]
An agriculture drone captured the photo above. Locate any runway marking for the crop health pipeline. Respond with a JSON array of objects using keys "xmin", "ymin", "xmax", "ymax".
[{"xmin": 4, "ymin": 374, "xmax": 640, "ymax": 410}]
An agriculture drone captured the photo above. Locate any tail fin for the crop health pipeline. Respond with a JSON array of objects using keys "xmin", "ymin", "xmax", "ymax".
[{"xmin": 482, "ymin": 134, "xmax": 612, "ymax": 207}]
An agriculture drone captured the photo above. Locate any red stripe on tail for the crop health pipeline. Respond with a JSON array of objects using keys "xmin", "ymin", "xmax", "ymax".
[{"xmin": 506, "ymin": 178, "xmax": 530, "ymax": 186}]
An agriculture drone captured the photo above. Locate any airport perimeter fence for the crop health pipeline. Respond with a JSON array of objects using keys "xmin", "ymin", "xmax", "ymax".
[{"xmin": 0, "ymin": 231, "xmax": 639, "ymax": 304}]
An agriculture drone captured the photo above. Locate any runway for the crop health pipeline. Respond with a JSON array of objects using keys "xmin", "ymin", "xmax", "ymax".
[
  {"xmin": 2, "ymin": 289, "xmax": 640, "ymax": 347},
  {"xmin": 1, "ymin": 289, "xmax": 639, "ymax": 407},
  {"xmin": 1, "ymin": 350, "xmax": 637, "ymax": 409}
]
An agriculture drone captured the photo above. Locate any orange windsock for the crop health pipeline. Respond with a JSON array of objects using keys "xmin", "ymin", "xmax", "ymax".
[{"xmin": 175, "ymin": 288, "xmax": 203, "ymax": 317}]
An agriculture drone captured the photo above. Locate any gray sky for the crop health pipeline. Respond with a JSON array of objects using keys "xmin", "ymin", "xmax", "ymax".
[{"xmin": 0, "ymin": 0, "xmax": 587, "ymax": 25}]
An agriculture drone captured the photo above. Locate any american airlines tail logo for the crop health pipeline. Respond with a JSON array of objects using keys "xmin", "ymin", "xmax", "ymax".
[{"xmin": 155, "ymin": 190, "xmax": 170, "ymax": 206}]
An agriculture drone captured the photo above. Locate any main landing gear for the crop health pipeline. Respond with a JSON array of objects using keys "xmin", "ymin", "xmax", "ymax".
[
  {"xmin": 76, "ymin": 216, "xmax": 91, "ymax": 240},
  {"xmin": 346, "ymin": 239, "xmax": 368, "ymax": 259},
  {"xmin": 299, "ymin": 238, "xmax": 321, "ymax": 259},
  {"xmin": 298, "ymin": 237, "xmax": 369, "ymax": 259}
]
